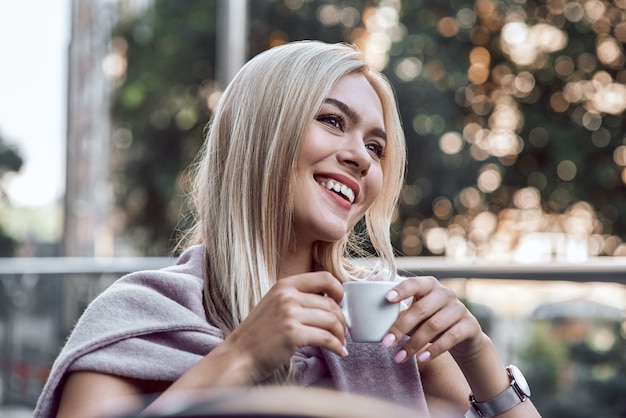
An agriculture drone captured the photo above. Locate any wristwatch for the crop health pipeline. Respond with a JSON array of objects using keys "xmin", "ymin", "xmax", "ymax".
[{"xmin": 465, "ymin": 365, "xmax": 531, "ymax": 418}]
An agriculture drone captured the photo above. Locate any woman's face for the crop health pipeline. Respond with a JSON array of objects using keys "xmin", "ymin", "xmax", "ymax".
[{"xmin": 292, "ymin": 73, "xmax": 386, "ymax": 247}]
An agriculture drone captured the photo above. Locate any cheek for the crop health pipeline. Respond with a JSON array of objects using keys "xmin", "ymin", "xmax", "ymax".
[{"xmin": 365, "ymin": 167, "xmax": 384, "ymax": 205}]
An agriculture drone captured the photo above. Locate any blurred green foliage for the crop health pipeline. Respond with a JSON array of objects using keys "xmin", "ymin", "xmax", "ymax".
[
  {"xmin": 0, "ymin": 134, "xmax": 23, "ymax": 256},
  {"xmin": 520, "ymin": 320, "xmax": 626, "ymax": 417},
  {"xmin": 110, "ymin": 0, "xmax": 626, "ymax": 258},
  {"xmin": 110, "ymin": 1, "xmax": 217, "ymax": 254}
]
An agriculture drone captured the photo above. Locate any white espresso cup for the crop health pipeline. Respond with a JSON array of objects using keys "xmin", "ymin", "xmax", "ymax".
[{"xmin": 341, "ymin": 281, "xmax": 400, "ymax": 343}]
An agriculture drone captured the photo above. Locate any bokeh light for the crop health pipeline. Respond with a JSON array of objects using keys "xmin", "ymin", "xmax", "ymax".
[{"xmin": 103, "ymin": 0, "xmax": 626, "ymax": 263}]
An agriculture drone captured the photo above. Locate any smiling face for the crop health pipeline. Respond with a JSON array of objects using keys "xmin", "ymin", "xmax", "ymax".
[{"xmin": 291, "ymin": 73, "xmax": 386, "ymax": 249}]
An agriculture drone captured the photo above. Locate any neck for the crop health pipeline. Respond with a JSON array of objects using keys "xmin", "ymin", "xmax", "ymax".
[{"xmin": 278, "ymin": 240, "xmax": 315, "ymax": 279}]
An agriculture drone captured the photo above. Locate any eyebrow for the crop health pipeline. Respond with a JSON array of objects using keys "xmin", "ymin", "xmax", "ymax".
[{"xmin": 323, "ymin": 98, "xmax": 387, "ymax": 142}]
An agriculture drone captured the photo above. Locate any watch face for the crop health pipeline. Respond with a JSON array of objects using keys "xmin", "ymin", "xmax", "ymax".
[{"xmin": 509, "ymin": 365, "xmax": 531, "ymax": 397}]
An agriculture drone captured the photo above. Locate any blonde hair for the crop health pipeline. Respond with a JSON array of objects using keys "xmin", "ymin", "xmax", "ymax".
[{"xmin": 183, "ymin": 41, "xmax": 406, "ymax": 380}]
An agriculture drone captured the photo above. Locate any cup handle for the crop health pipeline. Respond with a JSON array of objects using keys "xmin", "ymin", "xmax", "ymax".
[{"xmin": 341, "ymin": 293, "xmax": 351, "ymax": 328}]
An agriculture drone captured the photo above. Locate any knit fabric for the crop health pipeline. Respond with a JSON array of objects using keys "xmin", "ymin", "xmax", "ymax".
[{"xmin": 33, "ymin": 245, "xmax": 429, "ymax": 417}]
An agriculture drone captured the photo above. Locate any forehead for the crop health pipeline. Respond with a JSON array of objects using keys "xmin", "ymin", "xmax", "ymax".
[{"xmin": 326, "ymin": 74, "xmax": 384, "ymax": 125}]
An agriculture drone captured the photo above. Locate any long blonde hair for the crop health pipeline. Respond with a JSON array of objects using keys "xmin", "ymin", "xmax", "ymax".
[{"xmin": 184, "ymin": 40, "xmax": 406, "ymax": 380}]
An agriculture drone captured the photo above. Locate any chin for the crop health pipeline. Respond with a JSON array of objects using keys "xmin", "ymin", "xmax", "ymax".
[{"xmin": 320, "ymin": 229, "xmax": 351, "ymax": 243}]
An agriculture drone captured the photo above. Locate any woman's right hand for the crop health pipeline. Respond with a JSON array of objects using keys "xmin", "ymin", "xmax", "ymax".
[
  {"xmin": 58, "ymin": 272, "xmax": 346, "ymax": 418},
  {"xmin": 220, "ymin": 271, "xmax": 347, "ymax": 382}
]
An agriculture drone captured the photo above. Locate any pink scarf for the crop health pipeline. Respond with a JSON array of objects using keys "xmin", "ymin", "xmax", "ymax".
[{"xmin": 34, "ymin": 245, "xmax": 430, "ymax": 417}]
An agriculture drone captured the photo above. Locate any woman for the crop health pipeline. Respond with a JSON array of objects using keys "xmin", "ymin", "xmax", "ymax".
[{"xmin": 35, "ymin": 41, "xmax": 540, "ymax": 417}]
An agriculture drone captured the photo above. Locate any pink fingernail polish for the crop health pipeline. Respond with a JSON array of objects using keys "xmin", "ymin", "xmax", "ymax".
[
  {"xmin": 418, "ymin": 351, "xmax": 431, "ymax": 363},
  {"xmin": 393, "ymin": 349, "xmax": 407, "ymax": 363},
  {"xmin": 386, "ymin": 290, "xmax": 398, "ymax": 302},
  {"xmin": 343, "ymin": 347, "xmax": 349, "ymax": 357},
  {"xmin": 382, "ymin": 333, "xmax": 396, "ymax": 348}
]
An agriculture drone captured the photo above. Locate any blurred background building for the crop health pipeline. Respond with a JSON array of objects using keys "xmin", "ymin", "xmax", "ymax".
[
  {"xmin": 64, "ymin": 0, "xmax": 117, "ymax": 257},
  {"xmin": 64, "ymin": 0, "xmax": 154, "ymax": 257}
]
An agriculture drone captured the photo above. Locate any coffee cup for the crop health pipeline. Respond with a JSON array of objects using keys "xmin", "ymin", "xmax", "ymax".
[{"xmin": 341, "ymin": 281, "xmax": 400, "ymax": 343}]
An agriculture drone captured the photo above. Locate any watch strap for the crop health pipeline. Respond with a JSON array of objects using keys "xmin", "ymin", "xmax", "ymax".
[
  {"xmin": 465, "ymin": 385, "xmax": 524, "ymax": 418},
  {"xmin": 463, "ymin": 405, "xmax": 482, "ymax": 418},
  {"xmin": 465, "ymin": 406, "xmax": 482, "ymax": 418}
]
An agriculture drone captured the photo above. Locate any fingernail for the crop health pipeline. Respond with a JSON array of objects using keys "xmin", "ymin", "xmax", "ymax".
[
  {"xmin": 418, "ymin": 351, "xmax": 431, "ymax": 363},
  {"xmin": 386, "ymin": 290, "xmax": 399, "ymax": 302},
  {"xmin": 382, "ymin": 333, "xmax": 396, "ymax": 348},
  {"xmin": 393, "ymin": 349, "xmax": 407, "ymax": 363},
  {"xmin": 343, "ymin": 347, "xmax": 349, "ymax": 357}
]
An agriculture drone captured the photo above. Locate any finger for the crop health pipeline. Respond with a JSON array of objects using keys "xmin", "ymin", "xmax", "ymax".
[
  {"xmin": 297, "ymin": 290, "xmax": 343, "ymax": 312},
  {"xmin": 272, "ymin": 281, "xmax": 346, "ymax": 328},
  {"xmin": 422, "ymin": 317, "xmax": 479, "ymax": 363},
  {"xmin": 303, "ymin": 294, "xmax": 347, "ymax": 330},
  {"xmin": 286, "ymin": 272, "xmax": 344, "ymax": 304},
  {"xmin": 385, "ymin": 276, "xmax": 437, "ymax": 303},
  {"xmin": 384, "ymin": 281, "xmax": 457, "ymax": 344},
  {"xmin": 266, "ymin": 284, "xmax": 346, "ymax": 344},
  {"xmin": 298, "ymin": 325, "xmax": 349, "ymax": 358},
  {"xmin": 398, "ymin": 301, "xmax": 467, "ymax": 361},
  {"xmin": 297, "ymin": 307, "xmax": 347, "ymax": 344}
]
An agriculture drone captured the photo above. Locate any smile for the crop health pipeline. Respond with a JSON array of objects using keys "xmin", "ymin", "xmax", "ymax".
[{"xmin": 317, "ymin": 179, "xmax": 355, "ymax": 204}]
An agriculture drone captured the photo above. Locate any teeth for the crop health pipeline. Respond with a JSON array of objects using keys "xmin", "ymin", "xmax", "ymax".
[
  {"xmin": 340, "ymin": 184, "xmax": 348, "ymax": 194},
  {"xmin": 319, "ymin": 179, "xmax": 355, "ymax": 203}
]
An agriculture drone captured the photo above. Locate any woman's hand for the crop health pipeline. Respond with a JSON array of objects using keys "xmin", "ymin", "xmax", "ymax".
[
  {"xmin": 381, "ymin": 276, "xmax": 484, "ymax": 365},
  {"xmin": 221, "ymin": 271, "xmax": 347, "ymax": 382}
]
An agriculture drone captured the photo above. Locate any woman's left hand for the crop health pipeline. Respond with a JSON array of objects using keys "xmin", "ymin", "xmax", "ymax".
[{"xmin": 381, "ymin": 276, "xmax": 484, "ymax": 364}]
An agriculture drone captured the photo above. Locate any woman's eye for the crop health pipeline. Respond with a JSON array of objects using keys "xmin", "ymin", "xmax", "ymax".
[
  {"xmin": 366, "ymin": 142, "xmax": 386, "ymax": 160},
  {"xmin": 317, "ymin": 114, "xmax": 345, "ymax": 130}
]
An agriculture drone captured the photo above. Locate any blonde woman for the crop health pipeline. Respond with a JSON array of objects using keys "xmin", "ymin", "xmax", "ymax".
[{"xmin": 35, "ymin": 41, "xmax": 540, "ymax": 418}]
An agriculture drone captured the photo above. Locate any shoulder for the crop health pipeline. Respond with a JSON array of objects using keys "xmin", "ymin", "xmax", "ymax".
[
  {"xmin": 68, "ymin": 245, "xmax": 209, "ymax": 341},
  {"xmin": 121, "ymin": 244, "xmax": 205, "ymax": 289},
  {"xmin": 106, "ymin": 245, "xmax": 206, "ymax": 312}
]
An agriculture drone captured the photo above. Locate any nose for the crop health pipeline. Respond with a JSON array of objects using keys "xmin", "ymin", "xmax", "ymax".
[{"xmin": 337, "ymin": 135, "xmax": 371, "ymax": 177}]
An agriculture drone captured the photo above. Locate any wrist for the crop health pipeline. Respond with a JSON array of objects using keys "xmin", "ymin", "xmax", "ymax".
[
  {"xmin": 145, "ymin": 343, "xmax": 257, "ymax": 413},
  {"xmin": 465, "ymin": 365, "xmax": 531, "ymax": 418},
  {"xmin": 451, "ymin": 332, "xmax": 491, "ymax": 365},
  {"xmin": 453, "ymin": 334, "xmax": 510, "ymax": 402},
  {"xmin": 211, "ymin": 339, "xmax": 262, "ymax": 385}
]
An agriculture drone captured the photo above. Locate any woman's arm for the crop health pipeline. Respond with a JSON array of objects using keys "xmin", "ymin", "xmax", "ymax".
[
  {"xmin": 419, "ymin": 336, "xmax": 540, "ymax": 417},
  {"xmin": 384, "ymin": 277, "xmax": 541, "ymax": 417},
  {"xmin": 56, "ymin": 271, "xmax": 347, "ymax": 417},
  {"xmin": 57, "ymin": 372, "xmax": 154, "ymax": 418},
  {"xmin": 57, "ymin": 340, "xmax": 259, "ymax": 417},
  {"xmin": 419, "ymin": 351, "xmax": 470, "ymax": 413}
]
